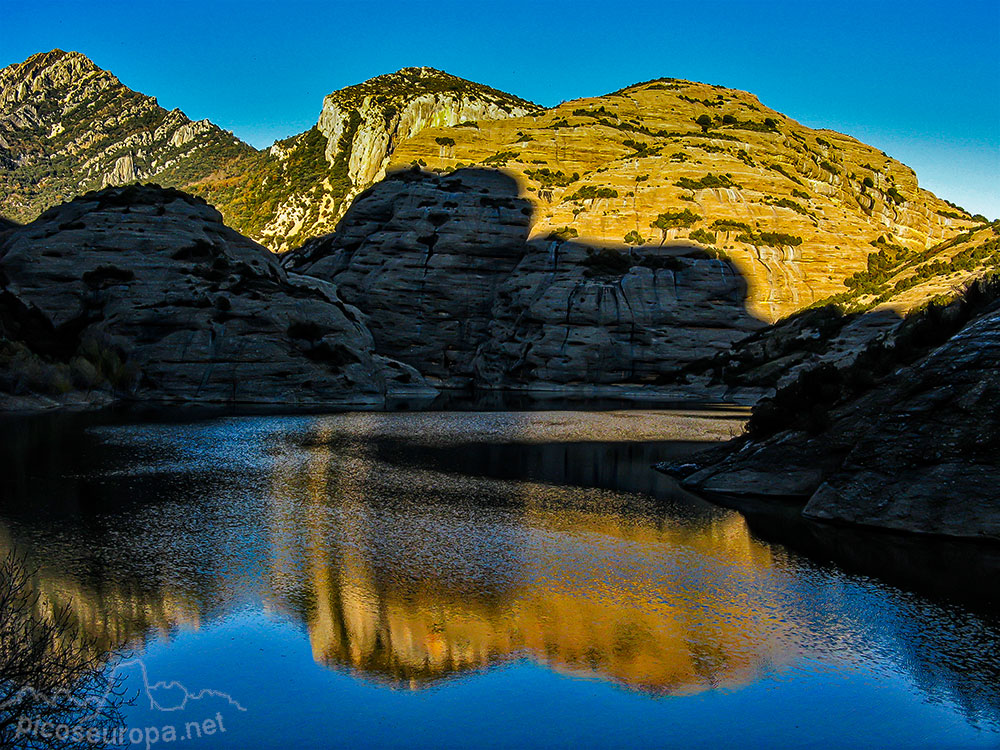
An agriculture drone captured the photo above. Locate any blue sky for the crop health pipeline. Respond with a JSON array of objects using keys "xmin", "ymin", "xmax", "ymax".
[{"xmin": 3, "ymin": 0, "xmax": 998, "ymax": 217}]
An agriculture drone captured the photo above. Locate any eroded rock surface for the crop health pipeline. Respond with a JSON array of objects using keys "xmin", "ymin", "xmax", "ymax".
[
  {"xmin": 666, "ymin": 298, "xmax": 1000, "ymax": 541},
  {"xmin": 284, "ymin": 168, "xmax": 765, "ymax": 389},
  {"xmin": 0, "ymin": 185, "xmax": 426, "ymax": 407}
]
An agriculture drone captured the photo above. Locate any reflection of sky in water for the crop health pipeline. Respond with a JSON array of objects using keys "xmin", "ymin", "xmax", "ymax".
[{"xmin": 1, "ymin": 411, "xmax": 998, "ymax": 748}]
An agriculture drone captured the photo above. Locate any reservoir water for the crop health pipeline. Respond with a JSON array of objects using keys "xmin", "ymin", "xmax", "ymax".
[{"xmin": 1, "ymin": 409, "xmax": 998, "ymax": 748}]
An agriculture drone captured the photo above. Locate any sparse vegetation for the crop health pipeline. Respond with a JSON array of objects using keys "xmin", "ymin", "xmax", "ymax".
[
  {"xmin": 675, "ymin": 173, "xmax": 740, "ymax": 191},
  {"xmin": 736, "ymin": 230, "xmax": 803, "ymax": 247},
  {"xmin": 689, "ymin": 228, "xmax": 717, "ymax": 245},
  {"xmin": 624, "ymin": 230, "xmax": 645, "ymax": 246},
  {"xmin": 566, "ymin": 185, "xmax": 619, "ymax": 201},
  {"xmin": 748, "ymin": 274, "xmax": 1000, "ymax": 438},
  {"xmin": 524, "ymin": 168, "xmax": 579, "ymax": 187},
  {"xmin": 546, "ymin": 226, "xmax": 579, "ymax": 241}
]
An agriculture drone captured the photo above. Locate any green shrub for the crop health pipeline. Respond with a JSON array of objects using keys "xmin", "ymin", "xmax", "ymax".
[
  {"xmin": 624, "ymin": 230, "xmax": 645, "ymax": 246},
  {"xmin": 736, "ymin": 230, "xmax": 803, "ymax": 247},
  {"xmin": 690, "ymin": 228, "xmax": 717, "ymax": 245},
  {"xmin": 676, "ymin": 173, "xmax": 740, "ymax": 191},
  {"xmin": 546, "ymin": 226, "xmax": 579, "ymax": 241},
  {"xmin": 525, "ymin": 168, "xmax": 579, "ymax": 187},
  {"xmin": 710, "ymin": 219, "xmax": 753, "ymax": 233},
  {"xmin": 566, "ymin": 185, "xmax": 619, "ymax": 201},
  {"xmin": 651, "ymin": 208, "xmax": 701, "ymax": 233},
  {"xmin": 885, "ymin": 186, "xmax": 907, "ymax": 204},
  {"xmin": 482, "ymin": 150, "xmax": 519, "ymax": 166}
]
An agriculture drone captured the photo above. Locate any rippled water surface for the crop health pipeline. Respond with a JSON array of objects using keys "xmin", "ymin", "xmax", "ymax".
[{"xmin": 2, "ymin": 409, "xmax": 999, "ymax": 748}]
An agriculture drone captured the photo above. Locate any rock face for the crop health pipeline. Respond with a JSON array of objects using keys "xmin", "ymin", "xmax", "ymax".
[
  {"xmin": 195, "ymin": 67, "xmax": 539, "ymax": 251},
  {"xmin": 0, "ymin": 50, "xmax": 252, "ymax": 223},
  {"xmin": 391, "ymin": 78, "xmax": 983, "ymax": 321},
  {"xmin": 284, "ymin": 168, "xmax": 764, "ymax": 388},
  {"xmin": 0, "ymin": 185, "xmax": 427, "ymax": 406},
  {"xmin": 474, "ymin": 241, "xmax": 762, "ymax": 389},
  {"xmin": 285, "ymin": 169, "xmax": 533, "ymax": 385},
  {"xmin": 663, "ymin": 222, "xmax": 1000, "ymax": 399},
  {"xmin": 666, "ymin": 290, "xmax": 1000, "ymax": 541}
]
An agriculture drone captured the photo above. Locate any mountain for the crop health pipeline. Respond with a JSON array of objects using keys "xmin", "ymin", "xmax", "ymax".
[
  {"xmin": 1, "ymin": 51, "xmax": 983, "ymax": 281},
  {"xmin": 388, "ymin": 78, "xmax": 985, "ymax": 321},
  {"xmin": 187, "ymin": 67, "xmax": 539, "ymax": 251},
  {"xmin": 0, "ymin": 52, "xmax": 539, "ymax": 252},
  {"xmin": 0, "ymin": 50, "xmax": 252, "ymax": 222},
  {"xmin": 2, "ymin": 51, "xmax": 993, "ymax": 398}
]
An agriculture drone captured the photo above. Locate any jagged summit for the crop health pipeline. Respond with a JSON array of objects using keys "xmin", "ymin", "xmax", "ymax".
[{"xmin": 0, "ymin": 50, "xmax": 252, "ymax": 223}]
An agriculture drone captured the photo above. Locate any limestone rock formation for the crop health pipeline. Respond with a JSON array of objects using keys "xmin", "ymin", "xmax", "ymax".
[
  {"xmin": 0, "ymin": 50, "xmax": 252, "ymax": 222},
  {"xmin": 284, "ymin": 168, "xmax": 764, "ymax": 389},
  {"xmin": 663, "ymin": 282, "xmax": 1000, "ymax": 541},
  {"xmin": 195, "ymin": 67, "xmax": 539, "ymax": 251},
  {"xmin": 285, "ymin": 169, "xmax": 533, "ymax": 385},
  {"xmin": 0, "ymin": 185, "xmax": 427, "ymax": 407}
]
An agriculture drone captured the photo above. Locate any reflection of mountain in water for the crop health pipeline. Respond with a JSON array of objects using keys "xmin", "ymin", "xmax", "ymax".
[
  {"xmin": 0, "ymin": 411, "xmax": 998, "ymax": 722},
  {"xmin": 271, "ymin": 426, "xmax": 783, "ymax": 692}
]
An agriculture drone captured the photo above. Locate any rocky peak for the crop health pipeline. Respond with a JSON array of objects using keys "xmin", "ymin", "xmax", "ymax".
[
  {"xmin": 0, "ymin": 50, "xmax": 253, "ymax": 224},
  {"xmin": 192, "ymin": 67, "xmax": 539, "ymax": 252}
]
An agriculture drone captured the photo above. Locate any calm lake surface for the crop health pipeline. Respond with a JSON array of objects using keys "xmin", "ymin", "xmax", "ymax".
[{"xmin": 1, "ymin": 409, "xmax": 999, "ymax": 749}]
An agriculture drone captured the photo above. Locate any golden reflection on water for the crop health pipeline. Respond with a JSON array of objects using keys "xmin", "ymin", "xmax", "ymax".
[
  {"xmin": 270, "ymin": 420, "xmax": 788, "ymax": 695},
  {"xmin": 1, "ymin": 411, "xmax": 790, "ymax": 697}
]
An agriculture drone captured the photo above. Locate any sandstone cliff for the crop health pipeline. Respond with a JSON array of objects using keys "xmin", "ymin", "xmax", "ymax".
[
  {"xmin": 0, "ymin": 185, "xmax": 427, "ymax": 408},
  {"xmin": 390, "ymin": 78, "xmax": 983, "ymax": 321}
]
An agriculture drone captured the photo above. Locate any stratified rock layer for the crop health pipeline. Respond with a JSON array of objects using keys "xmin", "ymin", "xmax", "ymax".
[
  {"xmin": 392, "ymin": 78, "xmax": 982, "ymax": 321},
  {"xmin": 0, "ymin": 185, "xmax": 425, "ymax": 405}
]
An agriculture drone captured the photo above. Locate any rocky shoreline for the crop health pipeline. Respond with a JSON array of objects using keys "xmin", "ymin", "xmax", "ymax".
[{"xmin": 658, "ymin": 280, "xmax": 1000, "ymax": 553}]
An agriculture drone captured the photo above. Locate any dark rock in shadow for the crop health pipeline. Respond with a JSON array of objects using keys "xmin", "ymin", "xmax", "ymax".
[
  {"xmin": 283, "ymin": 167, "xmax": 766, "ymax": 391},
  {"xmin": 0, "ymin": 184, "xmax": 428, "ymax": 408}
]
